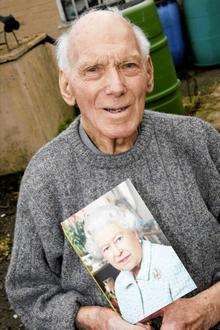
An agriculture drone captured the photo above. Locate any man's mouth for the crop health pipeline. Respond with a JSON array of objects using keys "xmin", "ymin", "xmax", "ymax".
[{"xmin": 103, "ymin": 106, "xmax": 128, "ymax": 113}]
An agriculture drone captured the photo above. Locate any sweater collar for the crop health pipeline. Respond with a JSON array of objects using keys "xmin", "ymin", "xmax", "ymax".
[{"xmin": 65, "ymin": 110, "xmax": 154, "ymax": 169}]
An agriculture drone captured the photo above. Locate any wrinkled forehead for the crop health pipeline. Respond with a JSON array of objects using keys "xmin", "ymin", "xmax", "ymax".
[{"xmin": 68, "ymin": 12, "xmax": 140, "ymax": 66}]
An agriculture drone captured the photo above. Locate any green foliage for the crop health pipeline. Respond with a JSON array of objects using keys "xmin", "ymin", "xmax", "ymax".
[
  {"xmin": 64, "ymin": 220, "xmax": 86, "ymax": 255},
  {"xmin": 58, "ymin": 118, "xmax": 73, "ymax": 134},
  {"xmin": 57, "ymin": 106, "xmax": 80, "ymax": 134},
  {"xmin": 73, "ymin": 220, "xmax": 86, "ymax": 253},
  {"xmin": 0, "ymin": 235, "xmax": 12, "ymax": 262}
]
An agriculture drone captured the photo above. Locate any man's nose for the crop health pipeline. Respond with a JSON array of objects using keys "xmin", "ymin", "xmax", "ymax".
[{"xmin": 105, "ymin": 68, "xmax": 126, "ymax": 97}]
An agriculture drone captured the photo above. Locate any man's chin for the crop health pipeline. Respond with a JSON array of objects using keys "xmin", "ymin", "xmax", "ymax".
[{"xmin": 101, "ymin": 125, "xmax": 139, "ymax": 141}]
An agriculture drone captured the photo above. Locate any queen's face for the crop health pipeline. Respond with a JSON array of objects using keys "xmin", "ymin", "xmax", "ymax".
[{"xmin": 93, "ymin": 222, "xmax": 142, "ymax": 272}]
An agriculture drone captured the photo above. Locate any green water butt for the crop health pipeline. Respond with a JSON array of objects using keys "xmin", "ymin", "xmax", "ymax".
[
  {"xmin": 146, "ymin": 81, "xmax": 183, "ymax": 114},
  {"xmin": 122, "ymin": 0, "xmax": 184, "ymax": 114}
]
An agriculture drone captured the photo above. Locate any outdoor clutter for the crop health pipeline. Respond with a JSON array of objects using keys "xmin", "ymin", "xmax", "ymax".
[{"xmin": 0, "ymin": 14, "xmax": 20, "ymax": 50}]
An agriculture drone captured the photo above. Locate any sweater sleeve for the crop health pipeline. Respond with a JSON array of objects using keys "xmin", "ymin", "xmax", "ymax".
[
  {"xmin": 176, "ymin": 117, "xmax": 220, "ymax": 222},
  {"xmin": 203, "ymin": 120, "xmax": 220, "ymax": 222},
  {"xmin": 205, "ymin": 122, "xmax": 220, "ymax": 171},
  {"xmin": 203, "ymin": 122, "xmax": 220, "ymax": 285},
  {"xmin": 5, "ymin": 175, "xmax": 92, "ymax": 329}
]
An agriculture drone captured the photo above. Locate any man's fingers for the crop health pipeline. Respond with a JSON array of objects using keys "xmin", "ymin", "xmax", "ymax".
[
  {"xmin": 160, "ymin": 320, "xmax": 185, "ymax": 330},
  {"xmin": 136, "ymin": 322, "xmax": 152, "ymax": 329}
]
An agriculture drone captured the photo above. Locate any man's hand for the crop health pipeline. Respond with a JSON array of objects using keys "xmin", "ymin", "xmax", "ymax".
[
  {"xmin": 75, "ymin": 306, "xmax": 152, "ymax": 330},
  {"xmin": 160, "ymin": 283, "xmax": 220, "ymax": 330}
]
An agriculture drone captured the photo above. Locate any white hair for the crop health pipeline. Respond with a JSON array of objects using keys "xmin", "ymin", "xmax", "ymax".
[
  {"xmin": 84, "ymin": 204, "xmax": 144, "ymax": 260},
  {"xmin": 55, "ymin": 9, "xmax": 151, "ymax": 72}
]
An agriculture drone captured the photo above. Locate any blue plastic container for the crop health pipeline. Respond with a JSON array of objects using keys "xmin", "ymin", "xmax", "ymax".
[
  {"xmin": 183, "ymin": 0, "xmax": 220, "ymax": 66},
  {"xmin": 157, "ymin": 0, "xmax": 185, "ymax": 66}
]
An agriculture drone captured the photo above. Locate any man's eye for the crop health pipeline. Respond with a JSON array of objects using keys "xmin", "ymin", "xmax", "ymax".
[
  {"xmin": 123, "ymin": 63, "xmax": 138, "ymax": 69},
  {"xmin": 85, "ymin": 65, "xmax": 103, "ymax": 74},
  {"xmin": 87, "ymin": 66, "xmax": 99, "ymax": 72},
  {"xmin": 84, "ymin": 65, "xmax": 103, "ymax": 79}
]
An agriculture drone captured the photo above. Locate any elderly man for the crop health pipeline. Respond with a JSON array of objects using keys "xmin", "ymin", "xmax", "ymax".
[{"xmin": 6, "ymin": 9, "xmax": 220, "ymax": 330}]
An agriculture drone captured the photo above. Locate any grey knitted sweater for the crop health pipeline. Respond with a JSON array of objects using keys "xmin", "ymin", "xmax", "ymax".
[{"xmin": 6, "ymin": 110, "xmax": 220, "ymax": 329}]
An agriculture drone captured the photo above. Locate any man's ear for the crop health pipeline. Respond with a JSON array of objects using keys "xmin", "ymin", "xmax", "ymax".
[
  {"xmin": 59, "ymin": 70, "xmax": 75, "ymax": 106},
  {"xmin": 145, "ymin": 55, "xmax": 154, "ymax": 93}
]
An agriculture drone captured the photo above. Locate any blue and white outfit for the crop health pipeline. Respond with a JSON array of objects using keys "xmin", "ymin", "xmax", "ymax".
[{"xmin": 114, "ymin": 240, "xmax": 196, "ymax": 324}]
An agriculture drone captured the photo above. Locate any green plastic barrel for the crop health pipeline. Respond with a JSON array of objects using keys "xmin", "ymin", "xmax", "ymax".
[
  {"xmin": 122, "ymin": 0, "xmax": 184, "ymax": 114},
  {"xmin": 184, "ymin": 0, "xmax": 220, "ymax": 66}
]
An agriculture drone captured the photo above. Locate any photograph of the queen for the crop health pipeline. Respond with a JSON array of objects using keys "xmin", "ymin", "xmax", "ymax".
[
  {"xmin": 61, "ymin": 179, "xmax": 196, "ymax": 325},
  {"xmin": 84, "ymin": 204, "xmax": 196, "ymax": 324}
]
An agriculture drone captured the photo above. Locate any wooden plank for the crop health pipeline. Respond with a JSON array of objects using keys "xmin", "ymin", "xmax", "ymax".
[{"xmin": 0, "ymin": 33, "xmax": 47, "ymax": 63}]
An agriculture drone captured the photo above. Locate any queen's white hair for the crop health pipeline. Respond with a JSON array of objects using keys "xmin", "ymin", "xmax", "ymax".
[
  {"xmin": 84, "ymin": 204, "xmax": 144, "ymax": 260},
  {"xmin": 55, "ymin": 8, "xmax": 151, "ymax": 72}
]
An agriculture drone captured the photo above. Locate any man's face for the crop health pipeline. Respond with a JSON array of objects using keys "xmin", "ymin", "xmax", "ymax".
[
  {"xmin": 63, "ymin": 15, "xmax": 153, "ymax": 142},
  {"xmin": 94, "ymin": 222, "xmax": 142, "ymax": 272}
]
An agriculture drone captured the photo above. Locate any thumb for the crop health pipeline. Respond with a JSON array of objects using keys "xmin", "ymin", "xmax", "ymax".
[
  {"xmin": 160, "ymin": 322, "xmax": 176, "ymax": 330},
  {"xmin": 136, "ymin": 322, "xmax": 152, "ymax": 329}
]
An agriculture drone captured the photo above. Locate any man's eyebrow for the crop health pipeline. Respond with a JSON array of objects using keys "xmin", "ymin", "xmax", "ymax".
[
  {"xmin": 79, "ymin": 62, "xmax": 99, "ymax": 68},
  {"xmin": 120, "ymin": 54, "xmax": 142, "ymax": 62},
  {"xmin": 77, "ymin": 59, "xmax": 106, "ymax": 71},
  {"xmin": 77, "ymin": 54, "xmax": 143, "ymax": 71}
]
